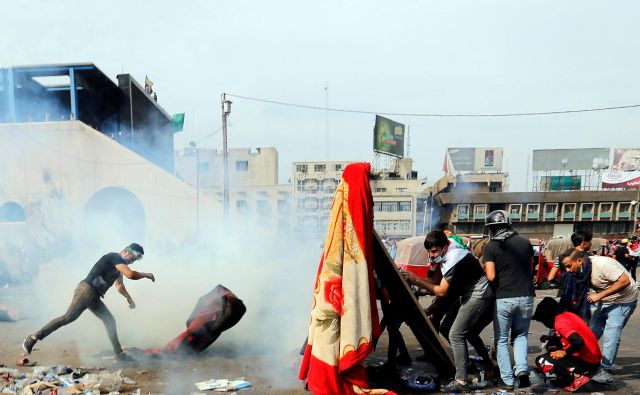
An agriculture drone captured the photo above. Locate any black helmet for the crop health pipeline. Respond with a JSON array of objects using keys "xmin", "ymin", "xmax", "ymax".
[{"xmin": 485, "ymin": 210, "xmax": 511, "ymax": 227}]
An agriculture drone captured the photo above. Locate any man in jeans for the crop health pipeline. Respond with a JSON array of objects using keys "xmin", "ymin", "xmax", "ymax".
[
  {"xmin": 482, "ymin": 210, "xmax": 535, "ymax": 390},
  {"xmin": 403, "ymin": 230, "xmax": 493, "ymax": 391},
  {"xmin": 561, "ymin": 249, "xmax": 638, "ymax": 384},
  {"xmin": 22, "ymin": 243, "xmax": 155, "ymax": 360}
]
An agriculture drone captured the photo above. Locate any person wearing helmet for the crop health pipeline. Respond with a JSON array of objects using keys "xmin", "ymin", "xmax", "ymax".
[
  {"xmin": 22, "ymin": 243, "xmax": 155, "ymax": 361},
  {"xmin": 482, "ymin": 210, "xmax": 535, "ymax": 390}
]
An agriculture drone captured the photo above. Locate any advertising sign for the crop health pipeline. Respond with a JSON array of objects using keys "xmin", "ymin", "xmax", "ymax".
[
  {"xmin": 474, "ymin": 147, "xmax": 503, "ymax": 172},
  {"xmin": 447, "ymin": 148, "xmax": 475, "ymax": 171},
  {"xmin": 540, "ymin": 175, "xmax": 582, "ymax": 191},
  {"xmin": 445, "ymin": 147, "xmax": 503, "ymax": 173},
  {"xmin": 612, "ymin": 148, "xmax": 640, "ymax": 171},
  {"xmin": 373, "ymin": 115, "xmax": 405, "ymax": 157},
  {"xmin": 532, "ymin": 148, "xmax": 610, "ymax": 171},
  {"xmin": 602, "ymin": 171, "xmax": 640, "ymax": 189}
]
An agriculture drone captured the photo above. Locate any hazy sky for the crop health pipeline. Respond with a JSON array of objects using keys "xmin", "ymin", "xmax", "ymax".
[{"xmin": 3, "ymin": 0, "xmax": 640, "ymax": 191}]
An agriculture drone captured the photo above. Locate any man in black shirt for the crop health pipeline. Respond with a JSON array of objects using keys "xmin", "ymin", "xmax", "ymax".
[
  {"xmin": 614, "ymin": 239, "xmax": 633, "ymax": 274},
  {"xmin": 483, "ymin": 210, "xmax": 535, "ymax": 390},
  {"xmin": 22, "ymin": 243, "xmax": 155, "ymax": 360}
]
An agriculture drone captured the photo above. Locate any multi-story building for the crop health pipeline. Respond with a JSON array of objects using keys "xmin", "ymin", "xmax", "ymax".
[
  {"xmin": 175, "ymin": 147, "xmax": 293, "ymax": 232},
  {"xmin": 292, "ymin": 160, "xmax": 351, "ymax": 236},
  {"xmin": 293, "ymin": 158, "xmax": 429, "ymax": 239},
  {"xmin": 436, "ymin": 189, "xmax": 639, "ymax": 240}
]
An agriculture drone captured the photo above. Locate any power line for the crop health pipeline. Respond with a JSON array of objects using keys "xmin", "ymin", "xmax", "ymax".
[{"xmin": 226, "ymin": 93, "xmax": 640, "ymax": 118}]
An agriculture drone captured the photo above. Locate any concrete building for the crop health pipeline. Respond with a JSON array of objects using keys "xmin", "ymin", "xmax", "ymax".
[
  {"xmin": 292, "ymin": 158, "xmax": 428, "ymax": 239},
  {"xmin": 435, "ymin": 189, "xmax": 639, "ymax": 240},
  {"xmin": 0, "ymin": 122, "xmax": 219, "ymax": 263},
  {"xmin": 292, "ymin": 160, "xmax": 352, "ymax": 236},
  {"xmin": 175, "ymin": 147, "xmax": 293, "ymax": 233},
  {"xmin": 0, "ymin": 63, "xmax": 178, "ymax": 172},
  {"xmin": 175, "ymin": 147, "xmax": 279, "ymax": 188}
]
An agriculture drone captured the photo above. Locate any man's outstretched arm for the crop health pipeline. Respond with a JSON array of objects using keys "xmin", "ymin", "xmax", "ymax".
[
  {"xmin": 115, "ymin": 264, "xmax": 155, "ymax": 282},
  {"xmin": 114, "ymin": 275, "xmax": 136, "ymax": 309}
]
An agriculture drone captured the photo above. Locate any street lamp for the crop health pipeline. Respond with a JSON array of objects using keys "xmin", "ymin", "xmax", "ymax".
[{"xmin": 221, "ymin": 94, "xmax": 232, "ymax": 225}]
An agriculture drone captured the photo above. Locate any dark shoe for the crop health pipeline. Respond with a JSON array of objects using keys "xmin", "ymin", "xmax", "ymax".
[
  {"xmin": 564, "ymin": 374, "xmax": 590, "ymax": 392},
  {"xmin": 22, "ymin": 335, "xmax": 37, "ymax": 355},
  {"xmin": 441, "ymin": 379, "xmax": 468, "ymax": 392},
  {"xmin": 591, "ymin": 368, "xmax": 613, "ymax": 384},
  {"xmin": 496, "ymin": 378, "xmax": 514, "ymax": 390},
  {"xmin": 517, "ymin": 371, "xmax": 531, "ymax": 388},
  {"xmin": 396, "ymin": 353, "xmax": 412, "ymax": 366}
]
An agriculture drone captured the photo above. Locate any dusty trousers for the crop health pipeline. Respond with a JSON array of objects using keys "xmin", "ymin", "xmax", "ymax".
[{"xmin": 35, "ymin": 281, "xmax": 123, "ymax": 354}]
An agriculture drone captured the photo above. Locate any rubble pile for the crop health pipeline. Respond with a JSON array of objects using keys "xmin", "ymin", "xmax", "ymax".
[{"xmin": 0, "ymin": 365, "xmax": 138, "ymax": 395}]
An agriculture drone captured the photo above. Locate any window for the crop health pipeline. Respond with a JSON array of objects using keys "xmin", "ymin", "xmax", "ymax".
[
  {"xmin": 561, "ymin": 203, "xmax": 577, "ymax": 220},
  {"xmin": 198, "ymin": 162, "xmax": 209, "ymax": 172},
  {"xmin": 617, "ymin": 202, "xmax": 632, "ymax": 220},
  {"xmin": 396, "ymin": 187, "xmax": 407, "ymax": 192},
  {"xmin": 257, "ymin": 200, "xmax": 270, "ymax": 215},
  {"xmin": 235, "ymin": 160, "xmax": 248, "ymax": 171},
  {"xmin": 381, "ymin": 202, "xmax": 397, "ymax": 212},
  {"xmin": 508, "ymin": 204, "xmax": 522, "ymax": 221},
  {"xmin": 456, "ymin": 204, "xmax": 470, "ymax": 220},
  {"xmin": 0, "ymin": 202, "xmax": 25, "ymax": 222},
  {"xmin": 598, "ymin": 202, "xmax": 613, "ymax": 220},
  {"xmin": 334, "ymin": 164, "xmax": 342, "ymax": 171},
  {"xmin": 474, "ymin": 204, "xmax": 488, "ymax": 221},
  {"xmin": 526, "ymin": 204, "xmax": 540, "ymax": 221},
  {"xmin": 544, "ymin": 203, "xmax": 558, "ymax": 220},
  {"xmin": 314, "ymin": 164, "xmax": 326, "ymax": 172},
  {"xmin": 296, "ymin": 164, "xmax": 308, "ymax": 173},
  {"xmin": 399, "ymin": 201, "xmax": 411, "ymax": 211},
  {"xmin": 375, "ymin": 187, "xmax": 387, "ymax": 193},
  {"xmin": 278, "ymin": 199, "xmax": 289, "ymax": 212},
  {"xmin": 374, "ymin": 220, "xmax": 411, "ymax": 233},
  {"xmin": 236, "ymin": 200, "xmax": 249, "ymax": 214},
  {"xmin": 580, "ymin": 203, "xmax": 595, "ymax": 221}
]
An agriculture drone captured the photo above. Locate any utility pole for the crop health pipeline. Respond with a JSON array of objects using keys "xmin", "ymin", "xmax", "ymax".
[
  {"xmin": 325, "ymin": 81, "xmax": 330, "ymax": 160},
  {"xmin": 221, "ymin": 94, "xmax": 232, "ymax": 225}
]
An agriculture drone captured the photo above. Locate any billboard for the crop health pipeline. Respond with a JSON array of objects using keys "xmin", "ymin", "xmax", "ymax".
[
  {"xmin": 373, "ymin": 115, "xmax": 404, "ymax": 157},
  {"xmin": 602, "ymin": 171, "xmax": 640, "ymax": 189},
  {"xmin": 612, "ymin": 148, "xmax": 640, "ymax": 171},
  {"xmin": 532, "ymin": 148, "xmax": 610, "ymax": 171},
  {"xmin": 540, "ymin": 175, "xmax": 582, "ymax": 191},
  {"xmin": 445, "ymin": 147, "xmax": 503, "ymax": 173}
]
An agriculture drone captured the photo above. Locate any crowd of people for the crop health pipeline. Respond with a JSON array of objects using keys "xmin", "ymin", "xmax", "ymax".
[{"xmin": 400, "ymin": 211, "xmax": 638, "ymax": 392}]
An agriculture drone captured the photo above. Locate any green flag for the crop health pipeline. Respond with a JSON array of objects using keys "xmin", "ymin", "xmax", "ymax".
[{"xmin": 172, "ymin": 113, "xmax": 185, "ymax": 132}]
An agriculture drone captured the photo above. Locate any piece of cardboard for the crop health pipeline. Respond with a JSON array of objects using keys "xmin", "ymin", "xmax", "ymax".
[{"xmin": 372, "ymin": 231, "xmax": 455, "ymax": 377}]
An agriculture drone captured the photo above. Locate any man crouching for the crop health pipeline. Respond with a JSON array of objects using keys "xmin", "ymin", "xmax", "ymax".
[{"xmin": 22, "ymin": 243, "xmax": 155, "ymax": 361}]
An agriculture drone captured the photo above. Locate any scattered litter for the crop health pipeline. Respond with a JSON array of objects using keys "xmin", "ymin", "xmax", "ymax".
[
  {"xmin": 195, "ymin": 377, "xmax": 252, "ymax": 392},
  {"xmin": 0, "ymin": 365, "xmax": 136, "ymax": 394},
  {"xmin": 400, "ymin": 367, "xmax": 437, "ymax": 391}
]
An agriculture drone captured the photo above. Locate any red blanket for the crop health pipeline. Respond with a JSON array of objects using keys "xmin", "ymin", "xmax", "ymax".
[{"xmin": 299, "ymin": 163, "xmax": 394, "ymax": 395}]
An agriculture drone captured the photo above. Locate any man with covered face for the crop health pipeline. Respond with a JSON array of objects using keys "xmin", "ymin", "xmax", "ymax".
[
  {"xmin": 561, "ymin": 249, "xmax": 637, "ymax": 384},
  {"xmin": 402, "ymin": 230, "xmax": 493, "ymax": 391},
  {"xmin": 22, "ymin": 243, "xmax": 155, "ymax": 361}
]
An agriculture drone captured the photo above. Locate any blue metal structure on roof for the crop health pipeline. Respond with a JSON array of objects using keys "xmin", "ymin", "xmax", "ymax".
[{"xmin": 0, "ymin": 63, "xmax": 178, "ymax": 172}]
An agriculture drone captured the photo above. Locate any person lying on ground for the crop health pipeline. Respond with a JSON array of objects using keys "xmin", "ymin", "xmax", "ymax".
[
  {"xmin": 22, "ymin": 243, "xmax": 154, "ymax": 361},
  {"xmin": 532, "ymin": 297, "xmax": 601, "ymax": 392}
]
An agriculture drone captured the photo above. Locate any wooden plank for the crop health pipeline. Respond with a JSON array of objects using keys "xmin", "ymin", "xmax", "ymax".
[{"xmin": 372, "ymin": 231, "xmax": 455, "ymax": 377}]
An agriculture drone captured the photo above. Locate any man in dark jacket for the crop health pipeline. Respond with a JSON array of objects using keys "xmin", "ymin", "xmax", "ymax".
[
  {"xmin": 22, "ymin": 243, "xmax": 155, "ymax": 360},
  {"xmin": 532, "ymin": 297, "xmax": 602, "ymax": 392}
]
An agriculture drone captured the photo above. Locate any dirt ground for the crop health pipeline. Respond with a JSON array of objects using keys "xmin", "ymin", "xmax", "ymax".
[{"xmin": 2, "ymin": 286, "xmax": 640, "ymax": 394}]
